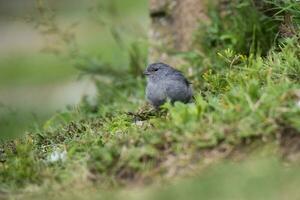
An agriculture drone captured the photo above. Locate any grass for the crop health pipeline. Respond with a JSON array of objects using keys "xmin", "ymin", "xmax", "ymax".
[
  {"xmin": 5, "ymin": 158, "xmax": 300, "ymax": 200},
  {"xmin": 1, "ymin": 36, "xmax": 299, "ymax": 196},
  {"xmin": 0, "ymin": 0, "xmax": 300, "ymax": 198},
  {"xmin": 0, "ymin": 108, "xmax": 49, "ymax": 141}
]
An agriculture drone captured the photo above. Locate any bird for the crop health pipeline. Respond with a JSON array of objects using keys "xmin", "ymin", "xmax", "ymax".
[{"xmin": 144, "ymin": 62, "xmax": 193, "ymax": 108}]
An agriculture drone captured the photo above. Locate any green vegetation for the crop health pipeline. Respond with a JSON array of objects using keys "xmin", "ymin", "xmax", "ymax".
[{"xmin": 0, "ymin": 0, "xmax": 300, "ymax": 199}]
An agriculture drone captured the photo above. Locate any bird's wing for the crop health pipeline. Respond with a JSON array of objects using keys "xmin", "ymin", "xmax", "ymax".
[
  {"xmin": 166, "ymin": 70, "xmax": 190, "ymax": 86},
  {"xmin": 165, "ymin": 70, "xmax": 193, "ymax": 103}
]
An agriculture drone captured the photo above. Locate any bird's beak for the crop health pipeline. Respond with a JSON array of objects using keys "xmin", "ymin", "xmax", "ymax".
[{"xmin": 143, "ymin": 71, "xmax": 150, "ymax": 76}]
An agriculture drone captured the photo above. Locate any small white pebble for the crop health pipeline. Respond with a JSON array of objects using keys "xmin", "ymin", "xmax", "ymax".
[
  {"xmin": 297, "ymin": 100, "xmax": 300, "ymax": 108},
  {"xmin": 135, "ymin": 121, "xmax": 144, "ymax": 127},
  {"xmin": 47, "ymin": 148, "xmax": 67, "ymax": 163}
]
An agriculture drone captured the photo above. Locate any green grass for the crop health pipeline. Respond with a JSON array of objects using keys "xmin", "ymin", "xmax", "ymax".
[
  {"xmin": 5, "ymin": 158, "xmax": 300, "ymax": 200},
  {"xmin": 1, "ymin": 36, "xmax": 299, "ymax": 194},
  {"xmin": 0, "ymin": 108, "xmax": 49, "ymax": 141},
  {"xmin": 0, "ymin": 0, "xmax": 300, "ymax": 198}
]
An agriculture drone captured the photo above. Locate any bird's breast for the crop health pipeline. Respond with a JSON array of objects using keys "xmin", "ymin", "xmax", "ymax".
[{"xmin": 146, "ymin": 81, "xmax": 167, "ymax": 101}]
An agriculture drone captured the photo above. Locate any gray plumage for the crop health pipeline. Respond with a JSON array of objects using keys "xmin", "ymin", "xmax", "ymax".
[{"xmin": 144, "ymin": 62, "xmax": 193, "ymax": 108}]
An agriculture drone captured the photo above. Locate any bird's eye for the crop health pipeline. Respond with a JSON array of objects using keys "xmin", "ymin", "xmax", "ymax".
[{"xmin": 153, "ymin": 68, "xmax": 158, "ymax": 71}]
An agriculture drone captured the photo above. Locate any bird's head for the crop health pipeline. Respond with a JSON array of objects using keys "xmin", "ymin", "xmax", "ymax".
[{"xmin": 143, "ymin": 62, "xmax": 173, "ymax": 80}]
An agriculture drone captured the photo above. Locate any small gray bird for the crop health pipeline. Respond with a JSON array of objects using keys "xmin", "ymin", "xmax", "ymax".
[{"xmin": 144, "ymin": 62, "xmax": 193, "ymax": 108}]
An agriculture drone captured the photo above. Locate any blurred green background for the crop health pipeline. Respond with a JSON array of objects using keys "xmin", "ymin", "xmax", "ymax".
[{"xmin": 0, "ymin": 0, "xmax": 149, "ymax": 139}]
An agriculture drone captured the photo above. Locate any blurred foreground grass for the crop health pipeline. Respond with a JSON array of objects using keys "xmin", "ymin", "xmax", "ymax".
[
  {"xmin": 150, "ymin": 159, "xmax": 300, "ymax": 200},
  {"xmin": 9, "ymin": 158, "xmax": 300, "ymax": 200}
]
